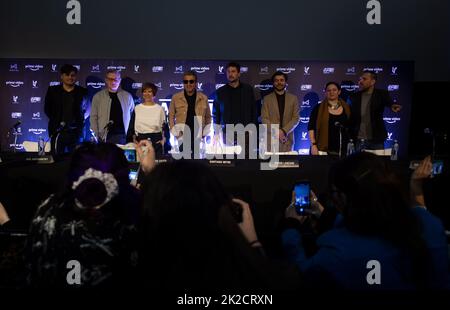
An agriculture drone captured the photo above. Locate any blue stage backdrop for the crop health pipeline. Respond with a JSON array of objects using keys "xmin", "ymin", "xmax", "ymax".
[{"xmin": 0, "ymin": 59, "xmax": 413, "ymax": 156}]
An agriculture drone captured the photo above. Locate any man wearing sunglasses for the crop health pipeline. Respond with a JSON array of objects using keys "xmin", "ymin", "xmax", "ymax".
[{"xmin": 168, "ymin": 70, "xmax": 211, "ymax": 154}]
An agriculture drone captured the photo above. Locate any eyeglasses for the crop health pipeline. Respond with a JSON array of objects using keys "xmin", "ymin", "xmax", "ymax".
[
  {"xmin": 183, "ymin": 80, "xmax": 195, "ymax": 84},
  {"xmin": 106, "ymin": 77, "xmax": 120, "ymax": 82}
]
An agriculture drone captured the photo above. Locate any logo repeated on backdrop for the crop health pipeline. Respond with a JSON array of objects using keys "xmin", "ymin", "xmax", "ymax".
[
  {"xmin": 152, "ymin": 66, "xmax": 164, "ymax": 73},
  {"xmin": 301, "ymin": 132, "xmax": 308, "ymax": 141},
  {"xmin": 303, "ymin": 66, "xmax": 311, "ymax": 75},
  {"xmin": 0, "ymin": 59, "xmax": 412, "ymax": 154},
  {"xmin": 346, "ymin": 67, "xmax": 356, "ymax": 75},
  {"xmin": 276, "ymin": 67, "xmax": 296, "ymax": 74},
  {"xmin": 11, "ymin": 112, "xmax": 22, "ymax": 119},
  {"xmin": 25, "ymin": 64, "xmax": 44, "ymax": 72},
  {"xmin": 323, "ymin": 67, "xmax": 335, "ymax": 74},
  {"xmin": 32, "ymin": 112, "xmax": 42, "ymax": 120},
  {"xmin": 391, "ymin": 67, "xmax": 398, "ymax": 75},
  {"xmin": 259, "ymin": 66, "xmax": 269, "ymax": 75},
  {"xmin": 254, "ymin": 84, "xmax": 273, "ymax": 91},
  {"xmin": 91, "ymin": 65, "xmax": 101, "ymax": 73},
  {"xmin": 6, "ymin": 81, "xmax": 24, "ymax": 88},
  {"xmin": 190, "ymin": 66, "xmax": 210, "ymax": 73},
  {"xmin": 174, "ymin": 65, "xmax": 184, "ymax": 74},
  {"xmin": 30, "ymin": 97, "xmax": 42, "ymax": 103},
  {"xmin": 363, "ymin": 67, "xmax": 383, "ymax": 73},
  {"xmin": 9, "ymin": 64, "xmax": 19, "ymax": 72},
  {"xmin": 388, "ymin": 84, "xmax": 399, "ymax": 91},
  {"xmin": 301, "ymin": 84, "xmax": 312, "ymax": 91}
]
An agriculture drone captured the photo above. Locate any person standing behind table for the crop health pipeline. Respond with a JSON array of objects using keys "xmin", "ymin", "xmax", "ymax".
[
  {"xmin": 261, "ymin": 71, "xmax": 300, "ymax": 152},
  {"xmin": 348, "ymin": 70, "xmax": 401, "ymax": 150},
  {"xmin": 90, "ymin": 69, "xmax": 135, "ymax": 144},
  {"xmin": 168, "ymin": 71, "xmax": 211, "ymax": 155},
  {"xmin": 44, "ymin": 64, "xmax": 88, "ymax": 156},
  {"xmin": 127, "ymin": 82, "xmax": 166, "ymax": 156},
  {"xmin": 213, "ymin": 62, "xmax": 257, "ymax": 153},
  {"xmin": 308, "ymin": 82, "xmax": 351, "ymax": 156}
]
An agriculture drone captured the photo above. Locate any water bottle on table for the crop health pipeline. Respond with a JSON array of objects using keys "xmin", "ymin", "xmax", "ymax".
[
  {"xmin": 38, "ymin": 137, "xmax": 45, "ymax": 156},
  {"xmin": 391, "ymin": 140, "xmax": 399, "ymax": 161},
  {"xmin": 346, "ymin": 139, "xmax": 355, "ymax": 156}
]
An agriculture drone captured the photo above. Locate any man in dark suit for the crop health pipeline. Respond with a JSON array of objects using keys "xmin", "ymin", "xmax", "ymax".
[
  {"xmin": 348, "ymin": 70, "xmax": 402, "ymax": 150},
  {"xmin": 44, "ymin": 64, "xmax": 88, "ymax": 156}
]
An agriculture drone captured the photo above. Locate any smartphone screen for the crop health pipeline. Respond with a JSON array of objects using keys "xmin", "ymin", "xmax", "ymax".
[
  {"xmin": 129, "ymin": 168, "xmax": 138, "ymax": 182},
  {"xmin": 124, "ymin": 149, "xmax": 137, "ymax": 163},
  {"xmin": 294, "ymin": 181, "xmax": 310, "ymax": 215},
  {"xmin": 432, "ymin": 160, "xmax": 443, "ymax": 177}
]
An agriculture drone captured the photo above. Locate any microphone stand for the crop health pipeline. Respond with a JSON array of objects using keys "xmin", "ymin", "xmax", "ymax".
[{"xmin": 338, "ymin": 126, "xmax": 342, "ymax": 158}]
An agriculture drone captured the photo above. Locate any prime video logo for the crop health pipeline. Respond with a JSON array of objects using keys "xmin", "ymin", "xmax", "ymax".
[
  {"xmin": 170, "ymin": 83, "xmax": 184, "ymax": 90},
  {"xmin": 276, "ymin": 67, "xmax": 296, "ymax": 74},
  {"xmin": 363, "ymin": 67, "xmax": 383, "ymax": 73},
  {"xmin": 383, "ymin": 117, "xmax": 401, "ymax": 124},
  {"xmin": 215, "ymin": 84, "xmax": 226, "ymax": 90},
  {"xmin": 254, "ymin": 84, "xmax": 273, "ymax": 91},
  {"xmin": 87, "ymin": 82, "xmax": 105, "ymax": 89},
  {"xmin": 191, "ymin": 66, "xmax": 210, "ymax": 73},
  {"xmin": 300, "ymin": 117, "xmax": 310, "ymax": 124},
  {"xmin": 341, "ymin": 85, "xmax": 359, "ymax": 92},
  {"xmin": 29, "ymin": 128, "xmax": 46, "ymax": 135},
  {"xmin": 6, "ymin": 81, "xmax": 24, "ymax": 88},
  {"xmin": 25, "ymin": 64, "xmax": 44, "ymax": 71},
  {"xmin": 107, "ymin": 65, "xmax": 126, "ymax": 70}
]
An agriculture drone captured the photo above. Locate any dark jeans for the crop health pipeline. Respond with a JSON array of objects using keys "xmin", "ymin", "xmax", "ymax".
[
  {"xmin": 356, "ymin": 139, "xmax": 385, "ymax": 151},
  {"xmin": 50, "ymin": 130, "xmax": 80, "ymax": 156},
  {"xmin": 106, "ymin": 133, "xmax": 126, "ymax": 145},
  {"xmin": 136, "ymin": 132, "xmax": 163, "ymax": 157}
]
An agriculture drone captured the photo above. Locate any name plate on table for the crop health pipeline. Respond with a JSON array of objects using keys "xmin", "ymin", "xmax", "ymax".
[
  {"xmin": 208, "ymin": 160, "xmax": 235, "ymax": 167},
  {"xmin": 155, "ymin": 158, "xmax": 169, "ymax": 164},
  {"xmin": 25, "ymin": 154, "xmax": 54, "ymax": 164},
  {"xmin": 268, "ymin": 160, "xmax": 299, "ymax": 169}
]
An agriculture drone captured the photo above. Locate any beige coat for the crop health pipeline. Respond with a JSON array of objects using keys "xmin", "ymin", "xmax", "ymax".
[
  {"xmin": 168, "ymin": 91, "xmax": 212, "ymax": 137},
  {"xmin": 261, "ymin": 92, "xmax": 300, "ymax": 152}
]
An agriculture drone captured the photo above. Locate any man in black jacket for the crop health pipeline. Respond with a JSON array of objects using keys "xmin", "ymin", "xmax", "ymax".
[
  {"xmin": 44, "ymin": 64, "xmax": 88, "ymax": 156},
  {"xmin": 213, "ymin": 62, "xmax": 257, "ymax": 154},
  {"xmin": 348, "ymin": 70, "xmax": 402, "ymax": 150}
]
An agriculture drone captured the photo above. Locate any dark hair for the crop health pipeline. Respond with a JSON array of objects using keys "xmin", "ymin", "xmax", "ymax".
[
  {"xmin": 362, "ymin": 70, "xmax": 377, "ymax": 81},
  {"xmin": 68, "ymin": 142, "xmax": 129, "ymax": 186},
  {"xmin": 141, "ymin": 82, "xmax": 158, "ymax": 96},
  {"xmin": 325, "ymin": 81, "xmax": 341, "ymax": 91},
  {"xmin": 329, "ymin": 152, "xmax": 428, "ymax": 287},
  {"xmin": 226, "ymin": 62, "xmax": 241, "ymax": 72},
  {"xmin": 271, "ymin": 71, "xmax": 288, "ymax": 83},
  {"xmin": 60, "ymin": 64, "xmax": 78, "ymax": 75},
  {"xmin": 183, "ymin": 70, "xmax": 197, "ymax": 81},
  {"xmin": 139, "ymin": 160, "xmax": 270, "ymax": 289}
]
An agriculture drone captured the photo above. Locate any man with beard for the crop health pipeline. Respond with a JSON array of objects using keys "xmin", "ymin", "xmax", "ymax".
[
  {"xmin": 261, "ymin": 71, "xmax": 300, "ymax": 152},
  {"xmin": 348, "ymin": 70, "xmax": 402, "ymax": 150},
  {"xmin": 213, "ymin": 62, "xmax": 257, "ymax": 156}
]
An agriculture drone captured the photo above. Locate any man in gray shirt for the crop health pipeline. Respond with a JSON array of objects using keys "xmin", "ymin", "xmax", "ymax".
[
  {"xmin": 90, "ymin": 70, "xmax": 134, "ymax": 144},
  {"xmin": 348, "ymin": 70, "xmax": 402, "ymax": 150}
]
